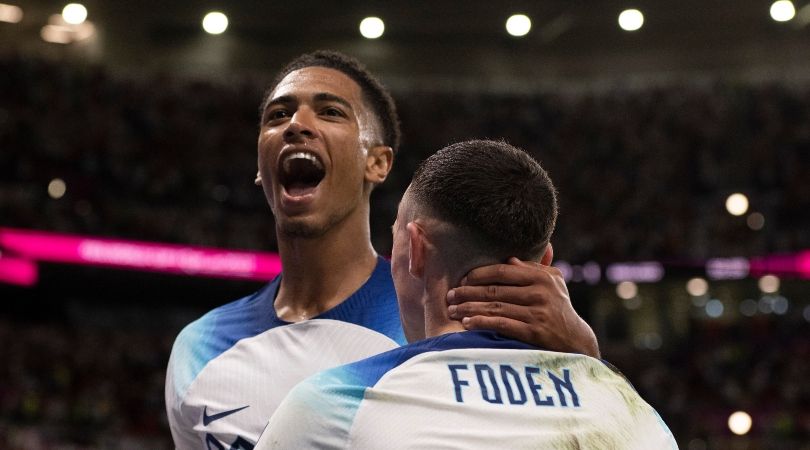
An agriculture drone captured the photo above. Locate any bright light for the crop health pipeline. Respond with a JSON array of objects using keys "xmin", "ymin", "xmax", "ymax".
[
  {"xmin": 770, "ymin": 0, "xmax": 796, "ymax": 22},
  {"xmin": 73, "ymin": 21, "xmax": 95, "ymax": 41},
  {"xmin": 686, "ymin": 277, "xmax": 708, "ymax": 297},
  {"xmin": 616, "ymin": 281, "xmax": 638, "ymax": 300},
  {"xmin": 758, "ymin": 274, "xmax": 780, "ymax": 293},
  {"xmin": 618, "ymin": 9, "xmax": 644, "ymax": 31},
  {"xmin": 0, "ymin": 3, "xmax": 23, "ymax": 23},
  {"xmin": 728, "ymin": 411, "xmax": 752, "ymax": 435},
  {"xmin": 506, "ymin": 14, "xmax": 532, "ymax": 37},
  {"xmin": 359, "ymin": 16, "xmax": 385, "ymax": 39},
  {"xmin": 725, "ymin": 193, "xmax": 749, "ymax": 216},
  {"xmin": 202, "ymin": 11, "xmax": 228, "ymax": 35},
  {"xmin": 772, "ymin": 296, "xmax": 789, "ymax": 315},
  {"xmin": 62, "ymin": 3, "xmax": 87, "ymax": 25},
  {"xmin": 747, "ymin": 212, "xmax": 765, "ymax": 230},
  {"xmin": 41, "ymin": 14, "xmax": 94, "ymax": 44},
  {"xmin": 41, "ymin": 25, "xmax": 71, "ymax": 44},
  {"xmin": 48, "ymin": 178, "xmax": 67, "ymax": 199},
  {"xmin": 706, "ymin": 299, "xmax": 724, "ymax": 318}
]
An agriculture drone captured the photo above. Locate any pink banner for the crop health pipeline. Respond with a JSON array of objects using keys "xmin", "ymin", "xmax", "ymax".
[
  {"xmin": 799, "ymin": 251, "xmax": 810, "ymax": 278},
  {"xmin": 0, "ymin": 228, "xmax": 281, "ymax": 281},
  {"xmin": 0, "ymin": 256, "xmax": 38, "ymax": 287}
]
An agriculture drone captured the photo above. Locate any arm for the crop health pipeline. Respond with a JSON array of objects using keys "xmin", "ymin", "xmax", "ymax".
[
  {"xmin": 165, "ymin": 345, "xmax": 204, "ymax": 449},
  {"xmin": 447, "ymin": 257, "xmax": 600, "ymax": 358}
]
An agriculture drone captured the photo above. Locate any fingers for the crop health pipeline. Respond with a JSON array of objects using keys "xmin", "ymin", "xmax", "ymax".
[
  {"xmin": 448, "ymin": 301, "xmax": 531, "ymax": 322},
  {"xmin": 448, "ymin": 285, "xmax": 540, "ymax": 307},
  {"xmin": 462, "ymin": 260, "xmax": 562, "ymax": 287},
  {"xmin": 460, "ymin": 316, "xmax": 537, "ymax": 345}
]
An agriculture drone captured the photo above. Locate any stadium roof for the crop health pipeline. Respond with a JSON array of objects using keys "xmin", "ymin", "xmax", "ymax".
[{"xmin": 3, "ymin": 1, "xmax": 810, "ymax": 86}]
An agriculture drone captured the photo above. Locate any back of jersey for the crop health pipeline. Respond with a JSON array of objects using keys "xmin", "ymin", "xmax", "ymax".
[
  {"xmin": 258, "ymin": 331, "xmax": 677, "ymax": 450},
  {"xmin": 349, "ymin": 348, "xmax": 676, "ymax": 449}
]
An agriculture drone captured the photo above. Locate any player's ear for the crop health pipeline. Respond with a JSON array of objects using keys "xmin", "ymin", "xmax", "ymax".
[
  {"xmin": 539, "ymin": 243, "xmax": 553, "ymax": 266},
  {"xmin": 406, "ymin": 222, "xmax": 425, "ymax": 278},
  {"xmin": 254, "ymin": 171, "xmax": 263, "ymax": 186},
  {"xmin": 365, "ymin": 145, "xmax": 394, "ymax": 184}
]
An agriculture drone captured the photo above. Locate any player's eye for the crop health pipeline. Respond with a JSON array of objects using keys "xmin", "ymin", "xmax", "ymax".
[
  {"xmin": 322, "ymin": 107, "xmax": 346, "ymax": 118},
  {"xmin": 263, "ymin": 108, "xmax": 290, "ymax": 124},
  {"xmin": 270, "ymin": 109, "xmax": 290, "ymax": 119}
]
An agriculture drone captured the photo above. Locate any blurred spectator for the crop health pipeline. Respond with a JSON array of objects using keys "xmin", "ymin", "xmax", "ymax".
[
  {"xmin": 1, "ymin": 54, "xmax": 809, "ymax": 449},
  {"xmin": 2, "ymin": 55, "xmax": 809, "ymax": 261}
]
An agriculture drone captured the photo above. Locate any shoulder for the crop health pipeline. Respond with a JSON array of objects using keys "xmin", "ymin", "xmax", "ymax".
[
  {"xmin": 256, "ymin": 363, "xmax": 369, "ymax": 449},
  {"xmin": 166, "ymin": 280, "xmax": 279, "ymax": 400}
]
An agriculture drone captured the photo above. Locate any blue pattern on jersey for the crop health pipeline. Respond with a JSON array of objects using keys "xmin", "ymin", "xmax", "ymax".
[
  {"xmin": 334, "ymin": 330, "xmax": 538, "ymax": 389},
  {"xmin": 170, "ymin": 257, "xmax": 405, "ymax": 399},
  {"xmin": 291, "ymin": 330, "xmax": 540, "ymax": 447}
]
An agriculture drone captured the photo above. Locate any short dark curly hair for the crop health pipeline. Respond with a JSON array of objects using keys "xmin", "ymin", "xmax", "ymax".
[
  {"xmin": 261, "ymin": 50, "xmax": 401, "ymax": 153},
  {"xmin": 409, "ymin": 139, "xmax": 558, "ymax": 261}
]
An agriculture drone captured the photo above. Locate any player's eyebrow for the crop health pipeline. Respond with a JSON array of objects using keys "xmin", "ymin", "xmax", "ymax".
[
  {"xmin": 265, "ymin": 95, "xmax": 295, "ymax": 109},
  {"xmin": 314, "ymin": 93, "xmax": 353, "ymax": 111}
]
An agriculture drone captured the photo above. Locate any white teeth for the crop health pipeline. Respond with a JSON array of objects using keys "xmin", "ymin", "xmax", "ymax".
[{"xmin": 283, "ymin": 152, "xmax": 324, "ymax": 172}]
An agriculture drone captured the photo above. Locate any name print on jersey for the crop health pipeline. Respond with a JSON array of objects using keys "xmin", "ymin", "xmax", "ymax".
[{"xmin": 448, "ymin": 364, "xmax": 580, "ymax": 406}]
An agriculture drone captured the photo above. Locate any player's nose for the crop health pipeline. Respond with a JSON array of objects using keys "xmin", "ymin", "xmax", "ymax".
[{"xmin": 283, "ymin": 108, "xmax": 316, "ymax": 142}]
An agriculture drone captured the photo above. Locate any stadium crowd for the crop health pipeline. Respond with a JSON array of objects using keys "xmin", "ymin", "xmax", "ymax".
[
  {"xmin": 1, "ymin": 55, "xmax": 809, "ymax": 448},
  {"xmin": 2, "ymin": 54, "xmax": 809, "ymax": 263}
]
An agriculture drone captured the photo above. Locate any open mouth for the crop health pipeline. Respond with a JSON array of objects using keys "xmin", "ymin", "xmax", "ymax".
[{"xmin": 279, "ymin": 152, "xmax": 326, "ymax": 197}]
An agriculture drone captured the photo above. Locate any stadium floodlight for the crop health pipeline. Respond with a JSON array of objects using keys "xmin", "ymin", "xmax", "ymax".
[
  {"xmin": 728, "ymin": 411, "xmax": 752, "ymax": 435},
  {"xmin": 48, "ymin": 178, "xmax": 67, "ymax": 199},
  {"xmin": 725, "ymin": 193, "xmax": 749, "ymax": 216},
  {"xmin": 202, "ymin": 11, "xmax": 228, "ymax": 35},
  {"xmin": 616, "ymin": 281, "xmax": 638, "ymax": 300},
  {"xmin": 686, "ymin": 277, "xmax": 708, "ymax": 297},
  {"xmin": 62, "ymin": 3, "xmax": 87, "ymax": 25},
  {"xmin": 770, "ymin": 0, "xmax": 796, "ymax": 22},
  {"xmin": 618, "ymin": 9, "xmax": 644, "ymax": 31},
  {"xmin": 359, "ymin": 16, "xmax": 384, "ymax": 39},
  {"xmin": 505, "ymin": 14, "xmax": 532, "ymax": 37},
  {"xmin": 0, "ymin": 3, "xmax": 23, "ymax": 23},
  {"xmin": 758, "ymin": 274, "xmax": 780, "ymax": 293}
]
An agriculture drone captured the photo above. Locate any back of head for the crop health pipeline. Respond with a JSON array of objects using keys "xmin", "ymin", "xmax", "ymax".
[
  {"xmin": 262, "ymin": 50, "xmax": 401, "ymax": 152},
  {"xmin": 408, "ymin": 139, "xmax": 558, "ymax": 267}
]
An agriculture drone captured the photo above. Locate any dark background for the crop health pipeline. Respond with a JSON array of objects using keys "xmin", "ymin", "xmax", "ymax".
[{"xmin": 1, "ymin": 1, "xmax": 809, "ymax": 448}]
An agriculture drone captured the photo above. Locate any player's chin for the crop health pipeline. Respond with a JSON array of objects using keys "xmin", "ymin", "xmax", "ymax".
[{"xmin": 277, "ymin": 217, "xmax": 328, "ymax": 239}]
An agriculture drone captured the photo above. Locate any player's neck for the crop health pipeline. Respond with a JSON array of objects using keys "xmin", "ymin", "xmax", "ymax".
[
  {"xmin": 422, "ymin": 274, "xmax": 465, "ymax": 339},
  {"xmin": 274, "ymin": 209, "xmax": 378, "ymax": 322}
]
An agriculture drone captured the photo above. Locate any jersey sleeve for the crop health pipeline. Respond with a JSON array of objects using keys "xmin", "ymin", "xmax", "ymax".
[
  {"xmin": 254, "ymin": 368, "xmax": 365, "ymax": 450},
  {"xmin": 165, "ymin": 333, "xmax": 203, "ymax": 449}
]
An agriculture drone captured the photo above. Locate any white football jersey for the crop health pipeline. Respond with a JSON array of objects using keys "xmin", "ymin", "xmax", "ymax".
[
  {"xmin": 165, "ymin": 257, "xmax": 406, "ymax": 449},
  {"xmin": 256, "ymin": 330, "xmax": 678, "ymax": 450}
]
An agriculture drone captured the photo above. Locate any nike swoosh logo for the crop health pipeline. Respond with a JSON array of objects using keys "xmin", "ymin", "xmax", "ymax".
[{"xmin": 202, "ymin": 405, "xmax": 250, "ymax": 426}]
